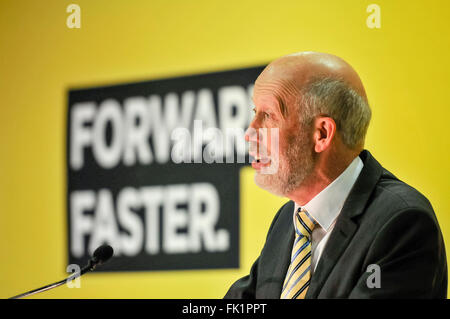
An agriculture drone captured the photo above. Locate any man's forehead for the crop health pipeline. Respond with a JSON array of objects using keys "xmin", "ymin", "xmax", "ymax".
[
  {"xmin": 252, "ymin": 91, "xmax": 281, "ymax": 107},
  {"xmin": 252, "ymin": 79, "xmax": 297, "ymax": 116},
  {"xmin": 252, "ymin": 62, "xmax": 311, "ymax": 110}
]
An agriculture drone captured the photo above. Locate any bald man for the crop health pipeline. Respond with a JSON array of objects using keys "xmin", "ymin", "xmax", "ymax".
[{"xmin": 224, "ymin": 52, "xmax": 447, "ymax": 299}]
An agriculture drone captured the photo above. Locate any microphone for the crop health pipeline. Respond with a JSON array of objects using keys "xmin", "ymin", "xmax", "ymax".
[
  {"xmin": 10, "ymin": 244, "xmax": 114, "ymax": 299},
  {"xmin": 83, "ymin": 244, "xmax": 114, "ymax": 273}
]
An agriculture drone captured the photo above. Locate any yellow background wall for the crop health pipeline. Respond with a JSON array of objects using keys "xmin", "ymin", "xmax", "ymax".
[{"xmin": 0, "ymin": 0, "xmax": 449, "ymax": 298}]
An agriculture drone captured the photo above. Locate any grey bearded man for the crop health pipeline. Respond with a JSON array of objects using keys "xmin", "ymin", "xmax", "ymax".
[{"xmin": 224, "ymin": 52, "xmax": 447, "ymax": 299}]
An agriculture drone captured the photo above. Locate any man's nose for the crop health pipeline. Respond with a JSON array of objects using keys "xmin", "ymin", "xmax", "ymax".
[{"xmin": 244, "ymin": 120, "xmax": 259, "ymax": 143}]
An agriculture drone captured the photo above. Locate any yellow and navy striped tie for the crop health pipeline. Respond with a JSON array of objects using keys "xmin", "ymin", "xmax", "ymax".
[{"xmin": 281, "ymin": 207, "xmax": 316, "ymax": 299}]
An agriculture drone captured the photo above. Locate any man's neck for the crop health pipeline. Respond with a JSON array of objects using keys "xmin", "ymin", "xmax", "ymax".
[{"xmin": 287, "ymin": 149, "xmax": 360, "ymax": 206}]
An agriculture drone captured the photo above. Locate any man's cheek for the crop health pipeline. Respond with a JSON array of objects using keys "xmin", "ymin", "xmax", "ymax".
[{"xmin": 268, "ymin": 127, "xmax": 280, "ymax": 150}]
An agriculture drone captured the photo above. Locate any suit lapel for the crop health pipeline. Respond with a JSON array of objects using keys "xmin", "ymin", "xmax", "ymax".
[
  {"xmin": 305, "ymin": 213, "xmax": 357, "ymax": 298},
  {"xmin": 305, "ymin": 150, "xmax": 383, "ymax": 298},
  {"xmin": 261, "ymin": 201, "xmax": 295, "ymax": 298}
]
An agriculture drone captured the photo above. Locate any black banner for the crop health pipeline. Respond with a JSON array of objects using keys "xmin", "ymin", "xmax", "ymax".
[{"xmin": 66, "ymin": 65, "xmax": 264, "ymax": 271}]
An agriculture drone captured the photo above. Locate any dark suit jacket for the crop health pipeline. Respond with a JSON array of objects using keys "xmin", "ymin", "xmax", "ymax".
[{"xmin": 225, "ymin": 150, "xmax": 447, "ymax": 298}]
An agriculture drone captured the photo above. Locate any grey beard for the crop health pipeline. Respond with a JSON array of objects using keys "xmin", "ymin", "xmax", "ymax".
[{"xmin": 254, "ymin": 135, "xmax": 315, "ymax": 197}]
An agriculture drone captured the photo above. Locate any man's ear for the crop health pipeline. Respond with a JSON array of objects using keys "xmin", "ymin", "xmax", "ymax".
[{"xmin": 313, "ymin": 116, "xmax": 336, "ymax": 153}]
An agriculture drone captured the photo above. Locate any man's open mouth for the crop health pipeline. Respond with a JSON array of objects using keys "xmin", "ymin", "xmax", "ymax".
[{"xmin": 249, "ymin": 152, "xmax": 271, "ymax": 169}]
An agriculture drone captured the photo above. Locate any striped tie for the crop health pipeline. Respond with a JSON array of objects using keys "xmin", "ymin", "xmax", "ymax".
[{"xmin": 280, "ymin": 207, "xmax": 316, "ymax": 299}]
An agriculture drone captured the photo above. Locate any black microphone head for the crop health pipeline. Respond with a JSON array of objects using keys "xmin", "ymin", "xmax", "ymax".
[{"xmin": 92, "ymin": 244, "xmax": 114, "ymax": 265}]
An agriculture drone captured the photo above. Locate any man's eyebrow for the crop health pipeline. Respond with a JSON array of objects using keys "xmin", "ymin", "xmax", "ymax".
[{"xmin": 252, "ymin": 96, "xmax": 287, "ymax": 118}]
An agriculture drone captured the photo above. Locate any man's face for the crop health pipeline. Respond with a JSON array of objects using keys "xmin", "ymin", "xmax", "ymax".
[{"xmin": 245, "ymin": 75, "xmax": 316, "ymax": 197}]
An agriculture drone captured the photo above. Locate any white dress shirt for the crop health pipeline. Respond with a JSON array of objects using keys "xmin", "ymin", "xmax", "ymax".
[{"xmin": 293, "ymin": 155, "xmax": 364, "ymax": 275}]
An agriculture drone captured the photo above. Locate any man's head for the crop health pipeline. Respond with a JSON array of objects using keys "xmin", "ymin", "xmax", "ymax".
[{"xmin": 245, "ymin": 51, "xmax": 371, "ymax": 199}]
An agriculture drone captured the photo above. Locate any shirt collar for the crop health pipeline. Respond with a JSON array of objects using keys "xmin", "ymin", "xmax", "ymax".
[{"xmin": 294, "ymin": 155, "xmax": 364, "ymax": 232}]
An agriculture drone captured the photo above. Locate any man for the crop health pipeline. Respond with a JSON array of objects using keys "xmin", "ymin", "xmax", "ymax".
[{"xmin": 224, "ymin": 51, "xmax": 447, "ymax": 298}]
